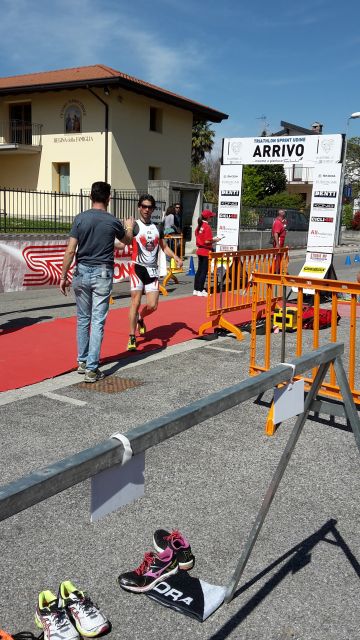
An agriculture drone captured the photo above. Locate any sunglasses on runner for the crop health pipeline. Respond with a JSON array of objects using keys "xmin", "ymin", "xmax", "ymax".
[{"xmin": 140, "ymin": 204, "xmax": 154, "ymax": 210}]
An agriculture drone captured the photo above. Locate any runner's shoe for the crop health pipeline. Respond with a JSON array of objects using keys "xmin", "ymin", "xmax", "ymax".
[
  {"xmin": 118, "ymin": 548, "xmax": 178, "ymax": 593},
  {"xmin": 127, "ymin": 335, "xmax": 137, "ymax": 351},
  {"xmin": 35, "ymin": 590, "xmax": 79, "ymax": 640},
  {"xmin": 84, "ymin": 369, "xmax": 105, "ymax": 383},
  {"xmin": 137, "ymin": 316, "xmax": 146, "ymax": 335},
  {"xmin": 58, "ymin": 581, "xmax": 110, "ymax": 638},
  {"xmin": 77, "ymin": 362, "xmax": 87, "ymax": 374},
  {"xmin": 153, "ymin": 528, "xmax": 195, "ymax": 570}
]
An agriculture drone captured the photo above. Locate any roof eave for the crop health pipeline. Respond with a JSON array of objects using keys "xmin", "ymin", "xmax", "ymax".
[{"xmin": 0, "ymin": 78, "xmax": 228, "ymax": 123}]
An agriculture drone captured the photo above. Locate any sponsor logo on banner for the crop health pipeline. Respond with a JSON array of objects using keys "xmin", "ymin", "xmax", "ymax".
[
  {"xmin": 314, "ymin": 191, "xmax": 337, "ymax": 198},
  {"xmin": 309, "ymin": 253, "xmax": 329, "ymax": 261},
  {"xmin": 219, "ymin": 213, "xmax": 238, "ymax": 219},
  {"xmin": 22, "ymin": 244, "xmax": 71, "ymax": 286},
  {"xmin": 303, "ymin": 266, "xmax": 327, "ymax": 273},
  {"xmin": 220, "ymin": 190, "xmax": 240, "ymax": 196},
  {"xmin": 313, "ymin": 203, "xmax": 335, "ymax": 209},
  {"xmin": 311, "ymin": 217, "xmax": 334, "ymax": 223},
  {"xmin": 220, "ymin": 200, "xmax": 239, "ymax": 206}
]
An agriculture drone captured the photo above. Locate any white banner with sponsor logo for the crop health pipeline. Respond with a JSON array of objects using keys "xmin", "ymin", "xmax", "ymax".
[
  {"xmin": 0, "ymin": 240, "xmax": 135, "ymax": 293},
  {"xmin": 306, "ymin": 163, "xmax": 342, "ymax": 251},
  {"xmin": 222, "ymin": 134, "xmax": 343, "ymax": 166},
  {"xmin": 216, "ymin": 164, "xmax": 242, "ymax": 251}
]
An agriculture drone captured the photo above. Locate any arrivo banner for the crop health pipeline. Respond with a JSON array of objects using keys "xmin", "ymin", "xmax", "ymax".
[
  {"xmin": 0, "ymin": 240, "xmax": 135, "ymax": 293},
  {"xmin": 306, "ymin": 163, "xmax": 343, "ymax": 251},
  {"xmin": 222, "ymin": 134, "xmax": 343, "ymax": 165},
  {"xmin": 216, "ymin": 164, "xmax": 243, "ymax": 251}
]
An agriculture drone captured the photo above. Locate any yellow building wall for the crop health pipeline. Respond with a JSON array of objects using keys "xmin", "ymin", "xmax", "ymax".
[{"xmin": 0, "ymin": 87, "xmax": 193, "ymax": 193}]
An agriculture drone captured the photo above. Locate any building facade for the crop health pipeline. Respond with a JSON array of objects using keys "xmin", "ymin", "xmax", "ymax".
[{"xmin": 0, "ymin": 64, "xmax": 227, "ymax": 194}]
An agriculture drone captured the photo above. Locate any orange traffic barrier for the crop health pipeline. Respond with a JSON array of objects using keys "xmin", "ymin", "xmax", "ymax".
[
  {"xmin": 161, "ymin": 233, "xmax": 184, "ymax": 296},
  {"xmin": 248, "ymin": 272, "xmax": 360, "ymax": 434},
  {"xmin": 198, "ymin": 248, "xmax": 289, "ymax": 340}
]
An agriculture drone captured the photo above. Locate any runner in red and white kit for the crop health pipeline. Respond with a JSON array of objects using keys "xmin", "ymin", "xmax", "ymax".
[{"xmin": 127, "ymin": 194, "xmax": 183, "ymax": 351}]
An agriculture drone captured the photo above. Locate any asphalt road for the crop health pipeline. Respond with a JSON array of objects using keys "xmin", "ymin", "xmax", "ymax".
[{"xmin": 0, "ymin": 244, "xmax": 359, "ymax": 639}]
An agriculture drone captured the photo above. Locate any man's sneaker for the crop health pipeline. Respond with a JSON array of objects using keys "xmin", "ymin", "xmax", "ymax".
[
  {"xmin": 35, "ymin": 590, "xmax": 79, "ymax": 640},
  {"xmin": 84, "ymin": 369, "xmax": 105, "ymax": 383},
  {"xmin": 58, "ymin": 581, "xmax": 110, "ymax": 638},
  {"xmin": 200, "ymin": 290, "xmax": 208, "ymax": 297},
  {"xmin": 118, "ymin": 548, "xmax": 178, "ymax": 593},
  {"xmin": 127, "ymin": 335, "xmax": 137, "ymax": 351},
  {"xmin": 193, "ymin": 290, "xmax": 200, "ymax": 296},
  {"xmin": 77, "ymin": 362, "xmax": 86, "ymax": 374},
  {"xmin": 153, "ymin": 528, "xmax": 195, "ymax": 570},
  {"xmin": 137, "ymin": 316, "xmax": 146, "ymax": 335}
]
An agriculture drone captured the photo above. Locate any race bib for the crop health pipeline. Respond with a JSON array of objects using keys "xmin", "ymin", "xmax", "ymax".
[{"xmin": 146, "ymin": 266, "xmax": 159, "ymax": 278}]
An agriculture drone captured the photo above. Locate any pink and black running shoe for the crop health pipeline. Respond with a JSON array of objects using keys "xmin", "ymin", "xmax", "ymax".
[
  {"xmin": 118, "ymin": 548, "xmax": 178, "ymax": 593},
  {"xmin": 153, "ymin": 529, "xmax": 195, "ymax": 570}
]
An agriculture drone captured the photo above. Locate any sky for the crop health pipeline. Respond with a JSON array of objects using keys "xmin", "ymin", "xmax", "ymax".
[{"xmin": 2, "ymin": 0, "xmax": 360, "ymax": 152}]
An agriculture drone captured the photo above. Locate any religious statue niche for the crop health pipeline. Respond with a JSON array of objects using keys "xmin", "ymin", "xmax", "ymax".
[{"xmin": 64, "ymin": 105, "xmax": 82, "ymax": 133}]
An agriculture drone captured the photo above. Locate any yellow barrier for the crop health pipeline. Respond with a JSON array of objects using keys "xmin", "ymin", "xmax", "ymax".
[
  {"xmin": 248, "ymin": 272, "xmax": 360, "ymax": 434},
  {"xmin": 198, "ymin": 248, "xmax": 289, "ymax": 340},
  {"xmin": 161, "ymin": 233, "xmax": 184, "ymax": 296}
]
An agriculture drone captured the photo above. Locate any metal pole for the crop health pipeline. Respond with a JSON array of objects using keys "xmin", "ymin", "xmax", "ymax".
[
  {"xmin": 87, "ymin": 87, "xmax": 109, "ymax": 183},
  {"xmin": 225, "ymin": 359, "xmax": 331, "ymax": 603}
]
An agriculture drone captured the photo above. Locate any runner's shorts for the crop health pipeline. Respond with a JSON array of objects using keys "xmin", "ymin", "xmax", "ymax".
[{"xmin": 130, "ymin": 263, "xmax": 159, "ymax": 293}]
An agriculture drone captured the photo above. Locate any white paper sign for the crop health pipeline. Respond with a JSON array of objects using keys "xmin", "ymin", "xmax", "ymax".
[
  {"xmin": 216, "ymin": 164, "xmax": 242, "ymax": 251},
  {"xmin": 273, "ymin": 379, "xmax": 305, "ymax": 425}
]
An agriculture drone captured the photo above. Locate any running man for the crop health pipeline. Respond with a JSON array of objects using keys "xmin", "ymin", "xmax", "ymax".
[{"xmin": 127, "ymin": 194, "xmax": 183, "ymax": 351}]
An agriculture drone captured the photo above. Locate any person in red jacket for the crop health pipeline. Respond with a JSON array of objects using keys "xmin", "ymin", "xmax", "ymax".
[
  {"xmin": 193, "ymin": 209, "xmax": 221, "ymax": 296},
  {"xmin": 272, "ymin": 209, "xmax": 287, "ymax": 273}
]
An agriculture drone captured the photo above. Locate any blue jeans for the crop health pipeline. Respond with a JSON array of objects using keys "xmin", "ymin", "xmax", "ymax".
[{"xmin": 72, "ymin": 264, "xmax": 113, "ymax": 371}]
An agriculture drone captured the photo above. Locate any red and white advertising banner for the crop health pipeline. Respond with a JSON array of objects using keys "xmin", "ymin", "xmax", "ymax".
[
  {"xmin": 0, "ymin": 240, "xmax": 134, "ymax": 293},
  {"xmin": 216, "ymin": 164, "xmax": 243, "ymax": 251},
  {"xmin": 306, "ymin": 163, "xmax": 342, "ymax": 251},
  {"xmin": 222, "ymin": 134, "xmax": 343, "ymax": 166}
]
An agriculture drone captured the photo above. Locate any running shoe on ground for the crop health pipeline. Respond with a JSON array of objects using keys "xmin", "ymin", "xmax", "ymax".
[
  {"xmin": 35, "ymin": 590, "xmax": 79, "ymax": 640},
  {"xmin": 118, "ymin": 548, "xmax": 178, "ymax": 593},
  {"xmin": 200, "ymin": 290, "xmax": 208, "ymax": 297},
  {"xmin": 137, "ymin": 316, "xmax": 146, "ymax": 335},
  {"xmin": 84, "ymin": 369, "xmax": 105, "ymax": 383},
  {"xmin": 153, "ymin": 528, "xmax": 195, "ymax": 570},
  {"xmin": 58, "ymin": 581, "xmax": 110, "ymax": 638},
  {"xmin": 77, "ymin": 362, "xmax": 86, "ymax": 374},
  {"xmin": 127, "ymin": 335, "xmax": 137, "ymax": 351},
  {"xmin": 193, "ymin": 290, "xmax": 200, "ymax": 296}
]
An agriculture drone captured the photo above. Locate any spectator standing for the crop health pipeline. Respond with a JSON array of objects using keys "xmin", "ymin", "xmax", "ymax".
[
  {"xmin": 60, "ymin": 181, "xmax": 134, "ymax": 382},
  {"xmin": 272, "ymin": 209, "xmax": 287, "ymax": 273},
  {"xmin": 174, "ymin": 202, "xmax": 182, "ymax": 230},
  {"xmin": 193, "ymin": 209, "xmax": 221, "ymax": 296}
]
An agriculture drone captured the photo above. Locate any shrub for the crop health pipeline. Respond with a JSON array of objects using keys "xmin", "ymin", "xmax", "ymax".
[
  {"xmin": 342, "ymin": 203, "xmax": 354, "ymax": 229},
  {"xmin": 351, "ymin": 211, "xmax": 360, "ymax": 230}
]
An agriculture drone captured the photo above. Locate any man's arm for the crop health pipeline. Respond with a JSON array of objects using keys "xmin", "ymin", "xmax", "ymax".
[
  {"xmin": 273, "ymin": 231, "xmax": 280, "ymax": 249},
  {"xmin": 60, "ymin": 236, "xmax": 78, "ymax": 295},
  {"xmin": 122, "ymin": 217, "xmax": 135, "ymax": 245}
]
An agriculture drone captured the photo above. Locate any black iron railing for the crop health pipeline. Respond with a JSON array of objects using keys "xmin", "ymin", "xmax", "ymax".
[{"xmin": 0, "ymin": 121, "xmax": 42, "ymax": 146}]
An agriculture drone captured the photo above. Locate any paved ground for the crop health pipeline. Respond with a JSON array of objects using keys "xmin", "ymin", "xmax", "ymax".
[{"xmin": 0, "ymin": 246, "xmax": 360, "ymax": 639}]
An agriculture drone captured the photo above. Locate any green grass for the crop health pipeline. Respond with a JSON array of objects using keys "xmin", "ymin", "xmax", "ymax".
[{"xmin": 0, "ymin": 217, "xmax": 72, "ymax": 233}]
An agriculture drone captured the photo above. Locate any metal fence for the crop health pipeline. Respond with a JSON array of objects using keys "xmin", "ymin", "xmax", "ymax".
[{"xmin": 0, "ymin": 187, "xmax": 165, "ymax": 233}]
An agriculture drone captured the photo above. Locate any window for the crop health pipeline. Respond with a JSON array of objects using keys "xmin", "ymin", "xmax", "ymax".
[
  {"xmin": 53, "ymin": 163, "xmax": 70, "ymax": 193},
  {"xmin": 149, "ymin": 107, "xmax": 162, "ymax": 133},
  {"xmin": 9, "ymin": 102, "xmax": 32, "ymax": 144},
  {"xmin": 149, "ymin": 166, "xmax": 161, "ymax": 180}
]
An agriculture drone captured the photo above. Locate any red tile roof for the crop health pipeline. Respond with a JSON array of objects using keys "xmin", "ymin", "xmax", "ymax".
[{"xmin": 0, "ymin": 64, "xmax": 228, "ymax": 122}]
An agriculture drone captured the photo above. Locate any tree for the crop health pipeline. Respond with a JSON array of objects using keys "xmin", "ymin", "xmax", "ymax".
[
  {"xmin": 191, "ymin": 121, "xmax": 215, "ymax": 166},
  {"xmin": 345, "ymin": 137, "xmax": 360, "ymax": 201},
  {"xmin": 242, "ymin": 164, "xmax": 287, "ymax": 204}
]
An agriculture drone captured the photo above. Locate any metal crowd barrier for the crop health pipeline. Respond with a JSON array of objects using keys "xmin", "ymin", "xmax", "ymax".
[
  {"xmin": 1, "ymin": 343, "xmax": 359, "ymax": 604},
  {"xmin": 248, "ymin": 272, "xmax": 360, "ymax": 434},
  {"xmin": 161, "ymin": 233, "xmax": 184, "ymax": 296},
  {"xmin": 198, "ymin": 248, "xmax": 289, "ymax": 340}
]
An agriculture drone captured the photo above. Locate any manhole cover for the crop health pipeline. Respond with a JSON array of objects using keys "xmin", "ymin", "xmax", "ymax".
[{"xmin": 77, "ymin": 375, "xmax": 144, "ymax": 393}]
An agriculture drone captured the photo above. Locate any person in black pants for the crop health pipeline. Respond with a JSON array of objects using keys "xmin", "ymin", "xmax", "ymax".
[{"xmin": 193, "ymin": 210, "xmax": 221, "ymax": 296}]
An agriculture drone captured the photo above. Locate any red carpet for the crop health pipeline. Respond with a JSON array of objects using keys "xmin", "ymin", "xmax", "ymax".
[{"xmin": 0, "ymin": 296, "xmax": 252, "ymax": 392}]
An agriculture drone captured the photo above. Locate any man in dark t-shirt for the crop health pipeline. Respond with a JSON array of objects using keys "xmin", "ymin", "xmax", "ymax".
[{"xmin": 60, "ymin": 181, "xmax": 134, "ymax": 382}]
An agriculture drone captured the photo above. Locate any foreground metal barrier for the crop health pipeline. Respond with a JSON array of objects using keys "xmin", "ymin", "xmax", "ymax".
[
  {"xmin": 1, "ymin": 343, "xmax": 359, "ymax": 604},
  {"xmin": 198, "ymin": 248, "xmax": 289, "ymax": 340},
  {"xmin": 248, "ymin": 272, "xmax": 360, "ymax": 434}
]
